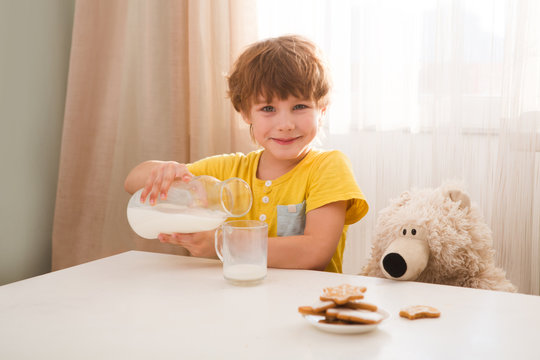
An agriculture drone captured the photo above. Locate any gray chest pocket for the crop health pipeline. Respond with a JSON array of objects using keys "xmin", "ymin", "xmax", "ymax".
[{"xmin": 277, "ymin": 201, "xmax": 306, "ymax": 237}]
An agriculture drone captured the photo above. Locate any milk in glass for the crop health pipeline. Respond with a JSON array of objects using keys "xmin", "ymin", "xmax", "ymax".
[
  {"xmin": 215, "ymin": 220, "xmax": 268, "ymax": 285},
  {"xmin": 223, "ymin": 263, "xmax": 267, "ymax": 282}
]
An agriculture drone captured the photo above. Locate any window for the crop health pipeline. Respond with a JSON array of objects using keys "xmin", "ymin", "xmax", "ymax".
[{"xmin": 257, "ymin": 0, "xmax": 509, "ymax": 134}]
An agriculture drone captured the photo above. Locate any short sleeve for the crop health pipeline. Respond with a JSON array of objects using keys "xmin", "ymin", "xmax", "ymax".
[
  {"xmin": 186, "ymin": 153, "xmax": 241, "ymax": 180},
  {"xmin": 306, "ymin": 151, "xmax": 368, "ymax": 225}
]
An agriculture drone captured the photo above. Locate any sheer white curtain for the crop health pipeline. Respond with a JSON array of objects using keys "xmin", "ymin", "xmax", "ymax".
[{"xmin": 257, "ymin": 0, "xmax": 540, "ymax": 294}]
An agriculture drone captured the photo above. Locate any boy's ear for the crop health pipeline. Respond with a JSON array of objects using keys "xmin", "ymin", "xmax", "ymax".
[{"xmin": 318, "ymin": 107, "xmax": 327, "ymax": 125}]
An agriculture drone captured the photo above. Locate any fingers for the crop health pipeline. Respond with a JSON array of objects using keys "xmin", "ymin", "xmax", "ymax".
[
  {"xmin": 158, "ymin": 233, "xmax": 193, "ymax": 248},
  {"xmin": 148, "ymin": 168, "xmax": 165, "ymax": 205},
  {"xmin": 140, "ymin": 165, "xmax": 162, "ymax": 204},
  {"xmin": 158, "ymin": 231, "xmax": 216, "ymax": 258},
  {"xmin": 177, "ymin": 167, "xmax": 193, "ymax": 182},
  {"xmin": 158, "ymin": 233, "xmax": 180, "ymax": 244},
  {"xmin": 139, "ymin": 175, "xmax": 153, "ymax": 204},
  {"xmin": 139, "ymin": 162, "xmax": 191, "ymax": 205},
  {"xmin": 161, "ymin": 165, "xmax": 189, "ymax": 200},
  {"xmin": 157, "ymin": 233, "xmax": 172, "ymax": 243}
]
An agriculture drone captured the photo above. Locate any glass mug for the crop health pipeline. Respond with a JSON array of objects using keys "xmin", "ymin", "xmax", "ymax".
[
  {"xmin": 127, "ymin": 175, "xmax": 252, "ymax": 239},
  {"xmin": 215, "ymin": 220, "xmax": 268, "ymax": 285}
]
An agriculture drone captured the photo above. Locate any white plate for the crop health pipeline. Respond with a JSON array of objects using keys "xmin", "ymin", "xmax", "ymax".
[{"xmin": 302, "ymin": 308, "xmax": 389, "ymax": 334}]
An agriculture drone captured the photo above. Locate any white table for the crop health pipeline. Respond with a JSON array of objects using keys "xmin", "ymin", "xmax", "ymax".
[{"xmin": 1, "ymin": 251, "xmax": 539, "ymax": 359}]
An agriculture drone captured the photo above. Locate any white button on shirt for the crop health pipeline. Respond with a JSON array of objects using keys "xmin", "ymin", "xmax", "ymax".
[
  {"xmin": 262, "ymin": 196, "xmax": 269, "ymax": 204},
  {"xmin": 259, "ymin": 214, "xmax": 267, "ymax": 221},
  {"xmin": 265, "ymin": 180, "xmax": 272, "ymax": 187}
]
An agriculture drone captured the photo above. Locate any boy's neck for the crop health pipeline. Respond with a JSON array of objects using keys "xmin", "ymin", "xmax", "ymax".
[{"xmin": 256, "ymin": 149, "xmax": 311, "ymax": 181}]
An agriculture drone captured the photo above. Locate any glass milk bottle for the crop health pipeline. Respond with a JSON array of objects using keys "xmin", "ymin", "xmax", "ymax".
[{"xmin": 127, "ymin": 176, "xmax": 252, "ymax": 239}]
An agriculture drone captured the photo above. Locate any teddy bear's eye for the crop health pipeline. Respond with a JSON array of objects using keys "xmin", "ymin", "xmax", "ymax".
[
  {"xmin": 402, "ymin": 229, "xmax": 407, "ymax": 236},
  {"xmin": 412, "ymin": 229, "xmax": 417, "ymax": 235}
]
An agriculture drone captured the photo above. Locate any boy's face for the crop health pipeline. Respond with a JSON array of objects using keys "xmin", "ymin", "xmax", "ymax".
[{"xmin": 242, "ymin": 96, "xmax": 325, "ymax": 164}]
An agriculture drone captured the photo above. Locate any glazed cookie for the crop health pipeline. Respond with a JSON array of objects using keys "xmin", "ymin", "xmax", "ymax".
[
  {"xmin": 326, "ymin": 308, "xmax": 384, "ymax": 324},
  {"xmin": 399, "ymin": 305, "xmax": 441, "ymax": 320},
  {"xmin": 298, "ymin": 300, "xmax": 336, "ymax": 316},
  {"xmin": 318, "ymin": 318, "xmax": 350, "ymax": 325},
  {"xmin": 320, "ymin": 284, "xmax": 367, "ymax": 305},
  {"xmin": 343, "ymin": 299, "xmax": 378, "ymax": 312}
]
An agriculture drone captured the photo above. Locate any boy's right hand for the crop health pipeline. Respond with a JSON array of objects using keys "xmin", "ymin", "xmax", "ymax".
[{"xmin": 140, "ymin": 161, "xmax": 193, "ymax": 205}]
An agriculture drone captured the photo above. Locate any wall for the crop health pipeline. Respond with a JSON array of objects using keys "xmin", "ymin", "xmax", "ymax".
[{"xmin": 0, "ymin": 0, "xmax": 75, "ymax": 285}]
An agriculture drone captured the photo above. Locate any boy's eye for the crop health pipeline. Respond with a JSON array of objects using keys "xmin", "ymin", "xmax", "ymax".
[
  {"xmin": 261, "ymin": 106, "xmax": 275, "ymax": 112},
  {"xmin": 293, "ymin": 104, "xmax": 308, "ymax": 110}
]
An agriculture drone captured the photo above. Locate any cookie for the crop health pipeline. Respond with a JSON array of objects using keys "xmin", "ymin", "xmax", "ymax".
[
  {"xmin": 326, "ymin": 308, "xmax": 384, "ymax": 324},
  {"xmin": 399, "ymin": 305, "xmax": 441, "ymax": 320},
  {"xmin": 298, "ymin": 300, "xmax": 336, "ymax": 315},
  {"xmin": 343, "ymin": 299, "xmax": 378, "ymax": 312},
  {"xmin": 320, "ymin": 284, "xmax": 367, "ymax": 305},
  {"xmin": 318, "ymin": 318, "xmax": 350, "ymax": 325}
]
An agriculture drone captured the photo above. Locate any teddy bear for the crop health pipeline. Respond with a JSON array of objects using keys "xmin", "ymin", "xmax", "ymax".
[{"xmin": 362, "ymin": 182, "xmax": 516, "ymax": 292}]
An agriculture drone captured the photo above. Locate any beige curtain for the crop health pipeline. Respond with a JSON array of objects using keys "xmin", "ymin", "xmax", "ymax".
[{"xmin": 52, "ymin": 0, "xmax": 257, "ymax": 270}]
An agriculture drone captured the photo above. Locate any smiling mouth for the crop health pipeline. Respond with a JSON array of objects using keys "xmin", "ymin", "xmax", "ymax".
[{"xmin": 272, "ymin": 137, "xmax": 299, "ymax": 145}]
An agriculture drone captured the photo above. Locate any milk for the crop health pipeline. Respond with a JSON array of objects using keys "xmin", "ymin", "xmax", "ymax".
[
  {"xmin": 223, "ymin": 263, "xmax": 267, "ymax": 283},
  {"xmin": 127, "ymin": 204, "xmax": 228, "ymax": 239}
]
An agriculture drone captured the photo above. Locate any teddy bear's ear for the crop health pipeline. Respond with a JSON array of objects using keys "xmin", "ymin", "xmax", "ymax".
[
  {"xmin": 396, "ymin": 191, "xmax": 411, "ymax": 206},
  {"xmin": 446, "ymin": 189, "xmax": 471, "ymax": 211}
]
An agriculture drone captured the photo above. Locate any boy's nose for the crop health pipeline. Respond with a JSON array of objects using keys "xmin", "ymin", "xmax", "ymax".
[{"xmin": 276, "ymin": 114, "xmax": 295, "ymax": 130}]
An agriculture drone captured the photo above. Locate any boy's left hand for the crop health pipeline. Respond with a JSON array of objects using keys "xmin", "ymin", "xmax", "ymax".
[{"xmin": 157, "ymin": 230, "xmax": 217, "ymax": 259}]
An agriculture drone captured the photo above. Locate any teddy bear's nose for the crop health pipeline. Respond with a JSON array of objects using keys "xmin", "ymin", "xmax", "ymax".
[{"xmin": 382, "ymin": 252, "xmax": 407, "ymax": 278}]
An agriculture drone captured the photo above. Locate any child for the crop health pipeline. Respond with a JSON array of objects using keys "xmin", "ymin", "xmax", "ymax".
[{"xmin": 124, "ymin": 35, "xmax": 368, "ymax": 273}]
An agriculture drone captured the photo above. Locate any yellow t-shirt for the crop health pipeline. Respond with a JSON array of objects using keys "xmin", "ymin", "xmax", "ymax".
[{"xmin": 187, "ymin": 148, "xmax": 368, "ymax": 273}]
